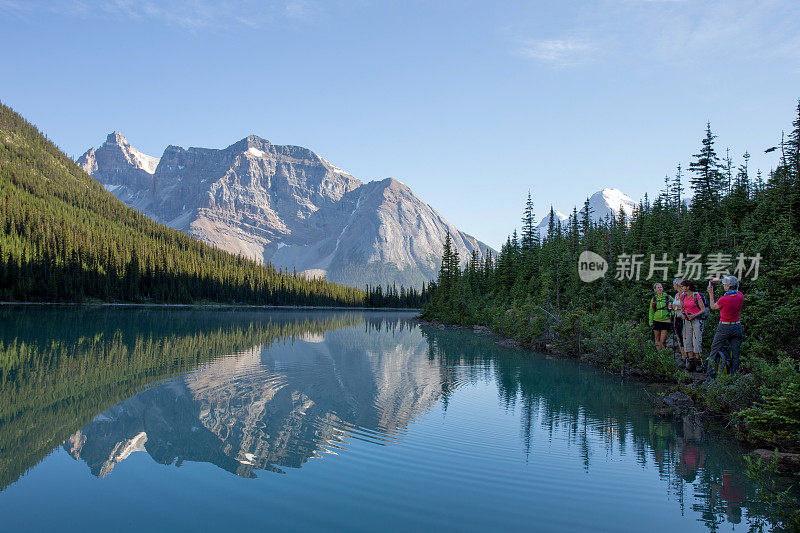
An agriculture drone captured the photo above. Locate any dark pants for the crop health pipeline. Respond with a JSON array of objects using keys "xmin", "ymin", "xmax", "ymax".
[
  {"xmin": 673, "ymin": 317, "xmax": 684, "ymax": 347},
  {"xmin": 708, "ymin": 323, "xmax": 743, "ymax": 378}
]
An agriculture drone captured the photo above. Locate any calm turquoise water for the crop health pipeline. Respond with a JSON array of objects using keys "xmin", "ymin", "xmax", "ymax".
[{"xmin": 0, "ymin": 308, "xmax": 776, "ymax": 531}]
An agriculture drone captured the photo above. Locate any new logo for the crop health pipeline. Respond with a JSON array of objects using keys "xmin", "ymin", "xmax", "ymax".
[{"xmin": 578, "ymin": 251, "xmax": 608, "ymax": 282}]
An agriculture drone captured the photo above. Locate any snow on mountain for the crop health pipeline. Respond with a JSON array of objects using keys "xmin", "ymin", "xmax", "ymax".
[
  {"xmin": 130, "ymin": 145, "xmax": 160, "ymax": 174},
  {"xmin": 585, "ymin": 188, "xmax": 635, "ymax": 221}
]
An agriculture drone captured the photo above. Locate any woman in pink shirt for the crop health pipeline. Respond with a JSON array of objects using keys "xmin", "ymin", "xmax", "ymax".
[
  {"xmin": 708, "ymin": 275, "xmax": 744, "ymax": 378},
  {"xmin": 679, "ymin": 279, "xmax": 706, "ymax": 371}
]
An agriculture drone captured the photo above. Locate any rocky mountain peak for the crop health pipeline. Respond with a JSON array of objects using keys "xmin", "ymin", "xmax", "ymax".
[{"xmin": 106, "ymin": 131, "xmax": 128, "ymax": 146}]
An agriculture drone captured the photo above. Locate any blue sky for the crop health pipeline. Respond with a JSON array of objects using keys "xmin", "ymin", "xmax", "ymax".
[{"xmin": 1, "ymin": 0, "xmax": 798, "ymax": 249}]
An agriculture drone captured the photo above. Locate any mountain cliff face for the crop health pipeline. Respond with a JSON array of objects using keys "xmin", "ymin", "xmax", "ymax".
[{"xmin": 78, "ymin": 133, "xmax": 488, "ymax": 287}]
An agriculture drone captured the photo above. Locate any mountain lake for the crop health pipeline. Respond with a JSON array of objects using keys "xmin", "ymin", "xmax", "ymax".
[{"xmin": 0, "ymin": 307, "xmax": 782, "ymax": 531}]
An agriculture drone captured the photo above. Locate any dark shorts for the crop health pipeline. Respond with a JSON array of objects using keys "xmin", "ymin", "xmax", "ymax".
[{"xmin": 652, "ymin": 321, "xmax": 671, "ymax": 331}]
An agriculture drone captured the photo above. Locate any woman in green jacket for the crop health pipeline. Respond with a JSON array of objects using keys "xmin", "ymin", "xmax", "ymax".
[{"xmin": 649, "ymin": 282, "xmax": 672, "ymax": 350}]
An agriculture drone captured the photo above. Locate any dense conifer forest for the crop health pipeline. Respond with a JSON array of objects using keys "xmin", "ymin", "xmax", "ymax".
[
  {"xmin": 423, "ymin": 100, "xmax": 800, "ymax": 455},
  {"xmin": 0, "ymin": 103, "xmax": 426, "ymax": 308}
]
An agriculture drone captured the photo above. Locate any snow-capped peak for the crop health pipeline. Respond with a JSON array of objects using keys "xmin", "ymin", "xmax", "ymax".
[
  {"xmin": 580, "ymin": 187, "xmax": 636, "ymax": 222},
  {"xmin": 246, "ymin": 147, "xmax": 265, "ymax": 158},
  {"xmin": 599, "ymin": 188, "xmax": 635, "ymax": 217}
]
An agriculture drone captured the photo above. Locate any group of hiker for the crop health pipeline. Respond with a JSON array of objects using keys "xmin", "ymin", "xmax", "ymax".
[{"xmin": 648, "ymin": 276, "xmax": 744, "ymax": 378}]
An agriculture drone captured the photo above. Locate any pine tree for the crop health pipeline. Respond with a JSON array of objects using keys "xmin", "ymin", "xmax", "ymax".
[
  {"xmin": 520, "ymin": 191, "xmax": 536, "ymax": 252},
  {"xmin": 438, "ymin": 232, "xmax": 455, "ymax": 289},
  {"xmin": 671, "ymin": 164, "xmax": 684, "ymax": 210},
  {"xmin": 689, "ymin": 122, "xmax": 722, "ymax": 214},
  {"xmin": 547, "ymin": 206, "xmax": 556, "ymax": 241},
  {"xmin": 788, "ymin": 99, "xmax": 800, "ymax": 180},
  {"xmin": 723, "ymin": 147, "xmax": 734, "ymax": 194},
  {"xmin": 580, "ymin": 198, "xmax": 592, "ymax": 249}
]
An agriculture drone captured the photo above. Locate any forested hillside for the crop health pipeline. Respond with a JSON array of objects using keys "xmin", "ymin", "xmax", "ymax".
[
  {"xmin": 0, "ymin": 103, "xmax": 425, "ymax": 307},
  {"xmin": 423, "ymin": 100, "xmax": 800, "ymax": 452}
]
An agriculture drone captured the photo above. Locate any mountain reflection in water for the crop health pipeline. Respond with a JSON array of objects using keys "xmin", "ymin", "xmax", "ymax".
[
  {"xmin": 64, "ymin": 322, "xmax": 440, "ymax": 478},
  {"xmin": 0, "ymin": 308, "xmax": 783, "ymax": 531}
]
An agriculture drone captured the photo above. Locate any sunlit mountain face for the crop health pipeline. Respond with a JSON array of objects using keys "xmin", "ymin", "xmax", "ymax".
[{"xmin": 78, "ymin": 133, "xmax": 490, "ymax": 287}]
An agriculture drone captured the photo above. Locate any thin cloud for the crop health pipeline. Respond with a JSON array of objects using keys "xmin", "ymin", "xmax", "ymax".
[
  {"xmin": 513, "ymin": 0, "xmax": 800, "ymax": 69},
  {"xmin": 0, "ymin": 0, "xmax": 25, "ymax": 14},
  {"xmin": 1, "ymin": 0, "xmax": 315, "ymax": 30},
  {"xmin": 518, "ymin": 38, "xmax": 596, "ymax": 67},
  {"xmin": 284, "ymin": 0, "xmax": 315, "ymax": 20}
]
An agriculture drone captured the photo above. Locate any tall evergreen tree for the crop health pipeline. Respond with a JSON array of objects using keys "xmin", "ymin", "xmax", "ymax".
[
  {"xmin": 787, "ymin": 99, "xmax": 800, "ymax": 180},
  {"xmin": 671, "ymin": 163, "xmax": 684, "ymax": 209},
  {"xmin": 520, "ymin": 191, "xmax": 537, "ymax": 252},
  {"xmin": 689, "ymin": 122, "xmax": 722, "ymax": 214},
  {"xmin": 547, "ymin": 206, "xmax": 556, "ymax": 242},
  {"xmin": 580, "ymin": 198, "xmax": 593, "ymax": 249}
]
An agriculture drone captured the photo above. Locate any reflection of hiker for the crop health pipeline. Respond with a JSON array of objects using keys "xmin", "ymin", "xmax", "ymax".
[
  {"xmin": 676, "ymin": 440, "xmax": 704, "ymax": 483},
  {"xmin": 649, "ymin": 283, "xmax": 672, "ymax": 350},
  {"xmin": 680, "ymin": 280, "xmax": 707, "ymax": 371},
  {"xmin": 648, "ymin": 419, "xmax": 674, "ymax": 464},
  {"xmin": 707, "ymin": 275, "xmax": 744, "ymax": 378},
  {"xmin": 670, "ymin": 278, "xmax": 687, "ymax": 364},
  {"xmin": 713, "ymin": 472, "xmax": 745, "ymax": 524}
]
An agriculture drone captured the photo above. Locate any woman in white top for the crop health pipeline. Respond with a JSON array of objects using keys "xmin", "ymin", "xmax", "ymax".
[{"xmin": 670, "ymin": 278, "xmax": 687, "ymax": 366}]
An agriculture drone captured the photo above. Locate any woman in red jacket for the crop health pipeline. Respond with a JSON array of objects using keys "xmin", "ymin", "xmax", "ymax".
[{"xmin": 707, "ymin": 275, "xmax": 744, "ymax": 378}]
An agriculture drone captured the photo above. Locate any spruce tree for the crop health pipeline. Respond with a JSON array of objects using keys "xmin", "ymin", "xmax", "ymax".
[
  {"xmin": 671, "ymin": 164, "xmax": 684, "ymax": 210},
  {"xmin": 520, "ymin": 191, "xmax": 536, "ymax": 252},
  {"xmin": 788, "ymin": 99, "xmax": 800, "ymax": 180},
  {"xmin": 689, "ymin": 122, "xmax": 722, "ymax": 214},
  {"xmin": 438, "ymin": 232, "xmax": 454, "ymax": 289},
  {"xmin": 547, "ymin": 206, "xmax": 556, "ymax": 241},
  {"xmin": 580, "ymin": 198, "xmax": 592, "ymax": 249}
]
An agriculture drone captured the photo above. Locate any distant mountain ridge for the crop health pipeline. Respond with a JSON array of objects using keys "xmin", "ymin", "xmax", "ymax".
[{"xmin": 79, "ymin": 133, "xmax": 489, "ymax": 288}]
